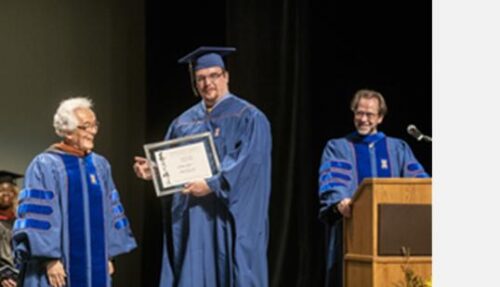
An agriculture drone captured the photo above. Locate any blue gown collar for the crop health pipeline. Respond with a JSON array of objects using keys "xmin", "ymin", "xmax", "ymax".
[
  {"xmin": 201, "ymin": 92, "xmax": 232, "ymax": 112},
  {"xmin": 348, "ymin": 131, "xmax": 386, "ymax": 144}
]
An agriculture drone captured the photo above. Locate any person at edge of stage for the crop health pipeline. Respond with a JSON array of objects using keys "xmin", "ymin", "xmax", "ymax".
[{"xmin": 0, "ymin": 171, "xmax": 23, "ymax": 287}]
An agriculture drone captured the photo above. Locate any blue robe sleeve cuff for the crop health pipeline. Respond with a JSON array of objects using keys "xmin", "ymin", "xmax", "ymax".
[{"xmin": 206, "ymin": 174, "xmax": 230, "ymax": 203}]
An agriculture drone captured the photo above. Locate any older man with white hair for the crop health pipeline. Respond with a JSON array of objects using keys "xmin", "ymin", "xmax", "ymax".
[{"xmin": 13, "ymin": 97, "xmax": 136, "ymax": 287}]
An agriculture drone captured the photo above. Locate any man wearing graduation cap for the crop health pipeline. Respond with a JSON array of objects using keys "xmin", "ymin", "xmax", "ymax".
[
  {"xmin": 13, "ymin": 97, "xmax": 137, "ymax": 287},
  {"xmin": 134, "ymin": 47, "xmax": 272, "ymax": 286},
  {"xmin": 0, "ymin": 171, "xmax": 22, "ymax": 287},
  {"xmin": 317, "ymin": 89, "xmax": 429, "ymax": 287}
]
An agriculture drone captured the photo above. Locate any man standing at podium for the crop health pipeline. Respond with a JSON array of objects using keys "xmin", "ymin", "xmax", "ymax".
[{"xmin": 317, "ymin": 89, "xmax": 429, "ymax": 287}]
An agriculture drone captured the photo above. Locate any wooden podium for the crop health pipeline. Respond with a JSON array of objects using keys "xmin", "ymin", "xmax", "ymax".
[{"xmin": 343, "ymin": 178, "xmax": 432, "ymax": 287}]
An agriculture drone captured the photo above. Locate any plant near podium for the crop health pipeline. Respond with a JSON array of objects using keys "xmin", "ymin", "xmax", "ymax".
[{"xmin": 394, "ymin": 247, "xmax": 432, "ymax": 287}]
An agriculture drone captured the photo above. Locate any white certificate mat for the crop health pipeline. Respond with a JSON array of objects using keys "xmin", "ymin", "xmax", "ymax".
[
  {"xmin": 144, "ymin": 132, "xmax": 221, "ymax": 197},
  {"xmin": 154, "ymin": 142, "xmax": 212, "ymax": 187}
]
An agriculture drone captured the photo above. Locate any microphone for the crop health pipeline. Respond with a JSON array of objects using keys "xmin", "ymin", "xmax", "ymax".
[{"xmin": 407, "ymin": 124, "xmax": 432, "ymax": 142}]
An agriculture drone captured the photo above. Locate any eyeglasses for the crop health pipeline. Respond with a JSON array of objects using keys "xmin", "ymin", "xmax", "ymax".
[
  {"xmin": 0, "ymin": 190, "xmax": 15, "ymax": 196},
  {"xmin": 77, "ymin": 121, "xmax": 100, "ymax": 131},
  {"xmin": 195, "ymin": 72, "xmax": 224, "ymax": 84},
  {"xmin": 354, "ymin": 111, "xmax": 378, "ymax": 119}
]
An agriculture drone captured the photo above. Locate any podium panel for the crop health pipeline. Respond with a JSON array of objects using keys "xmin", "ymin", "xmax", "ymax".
[{"xmin": 343, "ymin": 178, "xmax": 432, "ymax": 287}]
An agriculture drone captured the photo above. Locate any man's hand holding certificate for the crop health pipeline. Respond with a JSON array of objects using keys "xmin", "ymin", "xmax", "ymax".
[{"xmin": 0, "ymin": 265, "xmax": 19, "ymax": 285}]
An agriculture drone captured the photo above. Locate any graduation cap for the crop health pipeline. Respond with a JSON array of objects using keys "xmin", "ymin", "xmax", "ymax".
[
  {"xmin": 178, "ymin": 46, "xmax": 236, "ymax": 71},
  {"xmin": 0, "ymin": 170, "xmax": 23, "ymax": 185},
  {"xmin": 178, "ymin": 46, "xmax": 236, "ymax": 96}
]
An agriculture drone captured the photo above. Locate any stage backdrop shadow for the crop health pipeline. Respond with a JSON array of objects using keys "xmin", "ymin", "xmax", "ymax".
[{"xmin": 143, "ymin": 0, "xmax": 431, "ymax": 286}]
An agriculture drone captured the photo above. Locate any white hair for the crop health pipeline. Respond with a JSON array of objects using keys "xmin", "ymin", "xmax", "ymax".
[{"xmin": 53, "ymin": 97, "xmax": 93, "ymax": 137}]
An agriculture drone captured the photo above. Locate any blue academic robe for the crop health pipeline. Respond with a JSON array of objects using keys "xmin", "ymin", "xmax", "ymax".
[
  {"xmin": 318, "ymin": 132, "xmax": 429, "ymax": 287},
  {"xmin": 13, "ymin": 149, "xmax": 137, "ymax": 287},
  {"xmin": 159, "ymin": 94, "xmax": 272, "ymax": 287}
]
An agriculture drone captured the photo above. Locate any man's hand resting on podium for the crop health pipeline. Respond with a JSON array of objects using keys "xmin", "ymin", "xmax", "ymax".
[{"xmin": 337, "ymin": 198, "xmax": 352, "ymax": 218}]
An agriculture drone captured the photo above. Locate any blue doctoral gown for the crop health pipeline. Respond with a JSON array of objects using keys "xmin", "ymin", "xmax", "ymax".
[
  {"xmin": 13, "ymin": 148, "xmax": 137, "ymax": 287},
  {"xmin": 159, "ymin": 93, "xmax": 272, "ymax": 287},
  {"xmin": 318, "ymin": 132, "xmax": 429, "ymax": 287}
]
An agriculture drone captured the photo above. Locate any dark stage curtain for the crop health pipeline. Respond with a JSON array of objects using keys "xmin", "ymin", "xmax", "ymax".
[
  {"xmin": 143, "ymin": 0, "xmax": 431, "ymax": 286},
  {"xmin": 225, "ymin": 1, "xmax": 324, "ymax": 287}
]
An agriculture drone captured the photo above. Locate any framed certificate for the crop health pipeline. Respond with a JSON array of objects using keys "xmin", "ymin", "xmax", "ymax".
[{"xmin": 144, "ymin": 132, "xmax": 221, "ymax": 197}]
